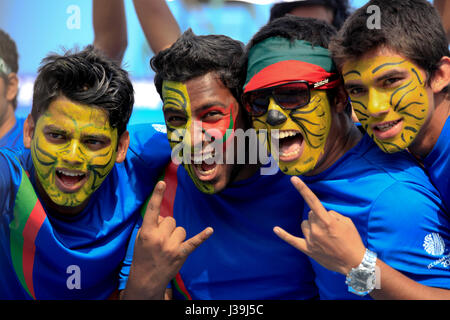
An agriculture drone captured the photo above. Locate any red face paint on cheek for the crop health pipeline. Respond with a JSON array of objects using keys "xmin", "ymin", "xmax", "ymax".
[{"xmin": 199, "ymin": 103, "xmax": 238, "ymax": 144}]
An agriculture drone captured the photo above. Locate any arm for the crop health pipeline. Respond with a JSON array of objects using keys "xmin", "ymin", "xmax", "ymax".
[
  {"xmin": 132, "ymin": 0, "xmax": 181, "ymax": 54},
  {"xmin": 92, "ymin": 0, "xmax": 128, "ymax": 63},
  {"xmin": 274, "ymin": 176, "xmax": 450, "ymax": 300}
]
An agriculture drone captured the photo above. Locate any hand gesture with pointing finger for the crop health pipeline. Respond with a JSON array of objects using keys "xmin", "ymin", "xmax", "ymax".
[
  {"xmin": 123, "ymin": 181, "xmax": 213, "ymax": 300},
  {"xmin": 274, "ymin": 176, "xmax": 366, "ymax": 275}
]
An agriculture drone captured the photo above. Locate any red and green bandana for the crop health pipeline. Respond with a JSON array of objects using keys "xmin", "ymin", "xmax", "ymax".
[{"xmin": 244, "ymin": 37, "xmax": 340, "ymax": 93}]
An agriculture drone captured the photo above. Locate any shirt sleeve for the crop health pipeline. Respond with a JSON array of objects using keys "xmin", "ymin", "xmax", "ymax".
[{"xmin": 367, "ymin": 181, "xmax": 450, "ymax": 289}]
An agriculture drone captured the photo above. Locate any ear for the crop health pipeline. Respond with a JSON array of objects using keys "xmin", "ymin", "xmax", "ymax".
[
  {"xmin": 5, "ymin": 73, "xmax": 18, "ymax": 103},
  {"xmin": 333, "ymin": 84, "xmax": 349, "ymax": 113},
  {"xmin": 115, "ymin": 130, "xmax": 129, "ymax": 163},
  {"xmin": 23, "ymin": 114, "xmax": 35, "ymax": 149},
  {"xmin": 430, "ymin": 56, "xmax": 450, "ymax": 94}
]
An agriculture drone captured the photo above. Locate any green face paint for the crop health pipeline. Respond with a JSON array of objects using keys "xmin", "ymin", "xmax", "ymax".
[{"xmin": 31, "ymin": 98, "xmax": 118, "ymax": 207}]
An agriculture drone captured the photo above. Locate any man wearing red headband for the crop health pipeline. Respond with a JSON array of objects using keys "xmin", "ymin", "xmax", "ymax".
[{"xmin": 243, "ymin": 16, "xmax": 449, "ymax": 299}]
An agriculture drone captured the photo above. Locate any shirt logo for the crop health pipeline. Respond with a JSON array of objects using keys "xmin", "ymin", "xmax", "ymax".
[{"xmin": 423, "ymin": 233, "xmax": 445, "ymax": 256}]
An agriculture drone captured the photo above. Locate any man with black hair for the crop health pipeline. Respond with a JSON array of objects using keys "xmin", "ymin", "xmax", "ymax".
[
  {"xmin": 242, "ymin": 15, "xmax": 449, "ymax": 299},
  {"xmin": 330, "ymin": 0, "xmax": 450, "ymax": 212},
  {"xmin": 0, "ymin": 29, "xmax": 22, "ymax": 148},
  {"xmin": 269, "ymin": 0, "xmax": 350, "ymax": 30},
  {"xmin": 119, "ymin": 29, "xmax": 319, "ymax": 300},
  {"xmin": 0, "ymin": 45, "xmax": 170, "ymax": 299}
]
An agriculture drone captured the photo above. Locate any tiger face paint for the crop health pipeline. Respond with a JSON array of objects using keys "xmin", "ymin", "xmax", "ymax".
[
  {"xmin": 162, "ymin": 73, "xmax": 241, "ymax": 194},
  {"xmin": 30, "ymin": 97, "xmax": 118, "ymax": 208},
  {"xmin": 342, "ymin": 53, "xmax": 430, "ymax": 153},
  {"xmin": 252, "ymin": 90, "xmax": 332, "ymax": 175}
]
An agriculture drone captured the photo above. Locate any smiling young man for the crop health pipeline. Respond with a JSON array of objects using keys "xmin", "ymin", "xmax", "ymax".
[
  {"xmin": 0, "ymin": 29, "xmax": 23, "ymax": 149},
  {"xmin": 0, "ymin": 46, "xmax": 170, "ymax": 299},
  {"xmin": 243, "ymin": 16, "xmax": 449, "ymax": 299},
  {"xmin": 330, "ymin": 0, "xmax": 450, "ymax": 211},
  {"xmin": 119, "ymin": 29, "xmax": 319, "ymax": 300}
]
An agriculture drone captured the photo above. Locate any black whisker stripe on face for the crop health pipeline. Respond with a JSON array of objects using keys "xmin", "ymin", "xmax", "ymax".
[
  {"xmin": 381, "ymin": 141, "xmax": 403, "ymax": 152},
  {"xmin": 402, "ymin": 111, "xmax": 424, "ymax": 121},
  {"xmin": 390, "ymin": 80, "xmax": 413, "ymax": 105},
  {"xmin": 289, "ymin": 114, "xmax": 320, "ymax": 126},
  {"xmin": 253, "ymin": 117, "xmax": 267, "ymax": 126},
  {"xmin": 404, "ymin": 126, "xmax": 418, "ymax": 133},
  {"xmin": 396, "ymin": 101, "xmax": 424, "ymax": 113},
  {"xmin": 401, "ymin": 132, "xmax": 406, "ymax": 143},
  {"xmin": 411, "ymin": 68, "xmax": 423, "ymax": 85},
  {"xmin": 163, "ymin": 86, "xmax": 187, "ymax": 109},
  {"xmin": 393, "ymin": 86, "xmax": 417, "ymax": 110},
  {"xmin": 371, "ymin": 60, "xmax": 406, "ymax": 74},
  {"xmin": 354, "ymin": 108, "xmax": 369, "ymax": 119},
  {"xmin": 292, "ymin": 104, "xmax": 320, "ymax": 114},
  {"xmin": 291, "ymin": 119, "xmax": 324, "ymax": 149},
  {"xmin": 343, "ymin": 70, "xmax": 361, "ymax": 77},
  {"xmin": 351, "ymin": 100, "xmax": 367, "ymax": 110},
  {"xmin": 164, "ymin": 99, "xmax": 185, "ymax": 109}
]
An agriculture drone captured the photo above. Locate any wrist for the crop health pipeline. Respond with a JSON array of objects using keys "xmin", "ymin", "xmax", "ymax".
[{"xmin": 345, "ymin": 248, "xmax": 378, "ymax": 296}]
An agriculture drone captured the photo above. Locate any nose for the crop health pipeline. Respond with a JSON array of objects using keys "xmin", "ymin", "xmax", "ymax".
[
  {"xmin": 266, "ymin": 109, "xmax": 287, "ymax": 127},
  {"xmin": 367, "ymin": 88, "xmax": 391, "ymax": 117},
  {"xmin": 61, "ymin": 141, "xmax": 83, "ymax": 165}
]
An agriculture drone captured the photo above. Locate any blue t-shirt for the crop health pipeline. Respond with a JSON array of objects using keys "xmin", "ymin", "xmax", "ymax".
[
  {"xmin": 120, "ymin": 163, "xmax": 319, "ymax": 300},
  {"xmin": 301, "ymin": 135, "xmax": 450, "ymax": 300},
  {"xmin": 423, "ymin": 116, "xmax": 450, "ymax": 212},
  {"xmin": 0, "ymin": 124, "xmax": 171, "ymax": 299},
  {"xmin": 0, "ymin": 117, "xmax": 24, "ymax": 149}
]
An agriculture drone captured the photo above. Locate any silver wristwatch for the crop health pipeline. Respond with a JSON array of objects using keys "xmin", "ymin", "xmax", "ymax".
[{"xmin": 345, "ymin": 249, "xmax": 377, "ymax": 296}]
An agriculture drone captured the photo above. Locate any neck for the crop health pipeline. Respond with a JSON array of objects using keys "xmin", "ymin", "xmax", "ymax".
[
  {"xmin": 409, "ymin": 92, "xmax": 450, "ymax": 159},
  {"xmin": 0, "ymin": 104, "xmax": 16, "ymax": 139},
  {"xmin": 305, "ymin": 113, "xmax": 362, "ymax": 176}
]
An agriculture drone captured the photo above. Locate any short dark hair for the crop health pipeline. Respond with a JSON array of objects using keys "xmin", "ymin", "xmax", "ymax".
[
  {"xmin": 242, "ymin": 16, "xmax": 351, "ymax": 114},
  {"xmin": 0, "ymin": 29, "xmax": 19, "ymax": 109},
  {"xmin": 330, "ymin": 0, "xmax": 450, "ymax": 88},
  {"xmin": 32, "ymin": 45, "xmax": 134, "ymax": 137},
  {"xmin": 151, "ymin": 29, "xmax": 245, "ymax": 102},
  {"xmin": 269, "ymin": 0, "xmax": 351, "ymax": 30}
]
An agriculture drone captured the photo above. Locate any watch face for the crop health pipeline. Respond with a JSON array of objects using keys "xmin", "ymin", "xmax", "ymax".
[{"xmin": 349, "ymin": 269, "xmax": 376, "ymax": 292}]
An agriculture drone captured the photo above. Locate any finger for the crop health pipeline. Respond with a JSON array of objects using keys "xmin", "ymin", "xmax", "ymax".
[
  {"xmin": 300, "ymin": 219, "xmax": 311, "ymax": 241},
  {"xmin": 273, "ymin": 226, "xmax": 309, "ymax": 254},
  {"xmin": 290, "ymin": 176, "xmax": 329, "ymax": 223},
  {"xmin": 170, "ymin": 226, "xmax": 187, "ymax": 244},
  {"xmin": 141, "ymin": 181, "xmax": 166, "ymax": 229},
  {"xmin": 158, "ymin": 216, "xmax": 177, "ymax": 235},
  {"xmin": 180, "ymin": 227, "xmax": 214, "ymax": 257}
]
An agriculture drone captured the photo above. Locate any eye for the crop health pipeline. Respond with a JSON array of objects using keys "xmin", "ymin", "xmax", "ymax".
[
  {"xmin": 83, "ymin": 138, "xmax": 109, "ymax": 151},
  {"xmin": 348, "ymin": 87, "xmax": 367, "ymax": 97},
  {"xmin": 165, "ymin": 114, "xmax": 187, "ymax": 127},
  {"xmin": 45, "ymin": 132, "xmax": 67, "ymax": 143},
  {"xmin": 383, "ymin": 77, "xmax": 403, "ymax": 87},
  {"xmin": 201, "ymin": 110, "xmax": 224, "ymax": 122}
]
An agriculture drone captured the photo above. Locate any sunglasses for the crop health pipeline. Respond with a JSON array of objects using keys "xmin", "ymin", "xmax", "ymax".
[{"xmin": 242, "ymin": 77, "xmax": 338, "ymax": 117}]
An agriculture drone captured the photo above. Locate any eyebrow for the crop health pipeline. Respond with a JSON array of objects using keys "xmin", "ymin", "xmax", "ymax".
[
  {"xmin": 82, "ymin": 133, "xmax": 111, "ymax": 141},
  {"xmin": 43, "ymin": 125, "xmax": 67, "ymax": 134},
  {"xmin": 343, "ymin": 70, "xmax": 361, "ymax": 77},
  {"xmin": 373, "ymin": 69, "xmax": 409, "ymax": 82},
  {"xmin": 371, "ymin": 60, "xmax": 406, "ymax": 74}
]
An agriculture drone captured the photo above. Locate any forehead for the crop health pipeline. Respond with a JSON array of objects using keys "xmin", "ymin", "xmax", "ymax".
[
  {"xmin": 162, "ymin": 73, "xmax": 235, "ymax": 112},
  {"xmin": 38, "ymin": 97, "xmax": 111, "ymax": 130},
  {"xmin": 342, "ymin": 47, "xmax": 418, "ymax": 76}
]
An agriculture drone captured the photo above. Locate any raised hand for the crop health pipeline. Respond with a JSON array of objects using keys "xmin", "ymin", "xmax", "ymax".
[
  {"xmin": 273, "ymin": 176, "xmax": 366, "ymax": 275},
  {"xmin": 123, "ymin": 181, "xmax": 213, "ymax": 299}
]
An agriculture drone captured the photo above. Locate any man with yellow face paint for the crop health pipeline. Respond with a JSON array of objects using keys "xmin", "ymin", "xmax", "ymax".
[
  {"xmin": 119, "ymin": 29, "xmax": 320, "ymax": 300},
  {"xmin": 244, "ymin": 16, "xmax": 449, "ymax": 299},
  {"xmin": 330, "ymin": 0, "xmax": 450, "ymax": 213},
  {"xmin": 0, "ymin": 46, "xmax": 171, "ymax": 299}
]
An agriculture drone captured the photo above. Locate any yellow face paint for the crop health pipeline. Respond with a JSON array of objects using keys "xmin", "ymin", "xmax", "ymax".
[
  {"xmin": 162, "ymin": 80, "xmax": 214, "ymax": 194},
  {"xmin": 342, "ymin": 55, "xmax": 429, "ymax": 153},
  {"xmin": 252, "ymin": 90, "xmax": 332, "ymax": 175},
  {"xmin": 31, "ymin": 98, "xmax": 118, "ymax": 207}
]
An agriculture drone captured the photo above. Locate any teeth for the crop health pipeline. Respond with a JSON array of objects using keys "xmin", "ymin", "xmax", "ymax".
[
  {"xmin": 272, "ymin": 130, "xmax": 300, "ymax": 139},
  {"xmin": 376, "ymin": 120, "xmax": 400, "ymax": 132},
  {"xmin": 57, "ymin": 169, "xmax": 85, "ymax": 177},
  {"xmin": 192, "ymin": 152, "xmax": 214, "ymax": 163},
  {"xmin": 279, "ymin": 146, "xmax": 301, "ymax": 157}
]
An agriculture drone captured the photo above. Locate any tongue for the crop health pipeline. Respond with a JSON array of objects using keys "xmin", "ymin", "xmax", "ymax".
[
  {"xmin": 279, "ymin": 135, "xmax": 302, "ymax": 155},
  {"xmin": 59, "ymin": 174, "xmax": 83, "ymax": 186},
  {"xmin": 201, "ymin": 162, "xmax": 216, "ymax": 172}
]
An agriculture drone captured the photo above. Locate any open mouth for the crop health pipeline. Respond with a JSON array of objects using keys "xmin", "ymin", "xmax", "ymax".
[
  {"xmin": 55, "ymin": 168, "xmax": 89, "ymax": 193},
  {"xmin": 191, "ymin": 151, "xmax": 219, "ymax": 181},
  {"xmin": 372, "ymin": 119, "xmax": 403, "ymax": 140},
  {"xmin": 272, "ymin": 130, "xmax": 304, "ymax": 162}
]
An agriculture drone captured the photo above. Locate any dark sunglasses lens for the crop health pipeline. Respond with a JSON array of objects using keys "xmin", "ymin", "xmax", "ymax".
[
  {"xmin": 246, "ymin": 93, "xmax": 270, "ymax": 116},
  {"xmin": 273, "ymin": 83, "xmax": 309, "ymax": 109}
]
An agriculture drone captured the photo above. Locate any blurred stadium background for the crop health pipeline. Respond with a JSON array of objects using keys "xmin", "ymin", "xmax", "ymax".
[{"xmin": 0, "ymin": 0, "xmax": 384, "ymax": 124}]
